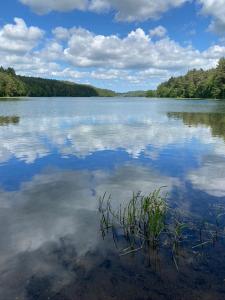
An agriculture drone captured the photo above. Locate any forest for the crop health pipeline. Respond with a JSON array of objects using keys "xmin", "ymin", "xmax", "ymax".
[
  {"xmin": 152, "ymin": 58, "xmax": 225, "ymax": 99},
  {"xmin": 0, "ymin": 67, "xmax": 115, "ymax": 97},
  {"xmin": 1, "ymin": 58, "xmax": 225, "ymax": 99}
]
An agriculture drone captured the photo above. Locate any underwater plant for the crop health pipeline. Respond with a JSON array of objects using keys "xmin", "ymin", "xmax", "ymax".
[{"xmin": 98, "ymin": 189, "xmax": 225, "ymax": 270}]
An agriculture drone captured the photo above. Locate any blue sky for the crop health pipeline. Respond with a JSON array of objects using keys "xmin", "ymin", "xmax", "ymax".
[{"xmin": 0, "ymin": 0, "xmax": 225, "ymax": 92}]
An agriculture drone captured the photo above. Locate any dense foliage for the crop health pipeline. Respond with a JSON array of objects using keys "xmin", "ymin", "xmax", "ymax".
[
  {"xmin": 146, "ymin": 90, "xmax": 156, "ymax": 97},
  {"xmin": 153, "ymin": 58, "xmax": 225, "ymax": 99},
  {"xmin": 0, "ymin": 67, "xmax": 115, "ymax": 97},
  {"xmin": 19, "ymin": 76, "xmax": 99, "ymax": 97},
  {"xmin": 0, "ymin": 67, "xmax": 27, "ymax": 97}
]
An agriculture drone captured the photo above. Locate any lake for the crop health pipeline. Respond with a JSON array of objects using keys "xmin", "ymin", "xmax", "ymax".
[{"xmin": 0, "ymin": 97, "xmax": 225, "ymax": 300}]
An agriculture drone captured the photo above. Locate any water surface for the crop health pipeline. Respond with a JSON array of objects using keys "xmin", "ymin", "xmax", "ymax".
[{"xmin": 0, "ymin": 97, "xmax": 225, "ymax": 300}]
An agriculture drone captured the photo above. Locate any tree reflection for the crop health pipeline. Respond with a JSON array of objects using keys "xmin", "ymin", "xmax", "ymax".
[
  {"xmin": 168, "ymin": 112, "xmax": 225, "ymax": 140},
  {"xmin": 0, "ymin": 116, "xmax": 20, "ymax": 126}
]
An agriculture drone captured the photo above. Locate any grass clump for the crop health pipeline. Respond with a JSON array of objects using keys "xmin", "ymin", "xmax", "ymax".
[
  {"xmin": 99, "ymin": 188, "xmax": 183, "ymax": 255},
  {"xmin": 98, "ymin": 189, "xmax": 225, "ymax": 270}
]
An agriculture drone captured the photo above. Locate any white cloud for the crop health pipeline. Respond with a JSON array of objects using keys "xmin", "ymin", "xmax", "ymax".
[
  {"xmin": 18, "ymin": 0, "xmax": 225, "ymax": 34},
  {"xmin": 36, "ymin": 41, "xmax": 64, "ymax": 61},
  {"xmin": 149, "ymin": 26, "xmax": 167, "ymax": 38},
  {"xmin": 52, "ymin": 27, "xmax": 71, "ymax": 40},
  {"xmin": 90, "ymin": 0, "xmax": 188, "ymax": 22},
  {"xmin": 0, "ymin": 18, "xmax": 44, "ymax": 54},
  {"xmin": 20, "ymin": 0, "xmax": 88, "ymax": 14},
  {"xmin": 1, "ymin": 19, "xmax": 225, "ymax": 90},
  {"xmin": 20, "ymin": 0, "xmax": 188, "ymax": 21},
  {"xmin": 63, "ymin": 27, "xmax": 225, "ymax": 71},
  {"xmin": 199, "ymin": 0, "xmax": 225, "ymax": 34}
]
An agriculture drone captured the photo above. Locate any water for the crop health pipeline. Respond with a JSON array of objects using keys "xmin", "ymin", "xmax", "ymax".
[{"xmin": 0, "ymin": 97, "xmax": 225, "ymax": 300}]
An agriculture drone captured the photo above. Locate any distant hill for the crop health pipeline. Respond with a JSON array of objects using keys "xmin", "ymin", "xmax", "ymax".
[
  {"xmin": 117, "ymin": 90, "xmax": 147, "ymax": 97},
  {"xmin": 0, "ymin": 67, "xmax": 116, "ymax": 97},
  {"xmin": 95, "ymin": 87, "xmax": 116, "ymax": 97},
  {"xmin": 151, "ymin": 58, "xmax": 225, "ymax": 99}
]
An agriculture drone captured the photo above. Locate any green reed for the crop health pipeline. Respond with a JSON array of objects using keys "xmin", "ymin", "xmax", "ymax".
[
  {"xmin": 98, "ymin": 189, "xmax": 225, "ymax": 270},
  {"xmin": 99, "ymin": 188, "xmax": 170, "ymax": 252}
]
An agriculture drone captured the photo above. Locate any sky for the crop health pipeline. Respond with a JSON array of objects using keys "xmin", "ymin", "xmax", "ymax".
[{"xmin": 0, "ymin": 0, "xmax": 225, "ymax": 92}]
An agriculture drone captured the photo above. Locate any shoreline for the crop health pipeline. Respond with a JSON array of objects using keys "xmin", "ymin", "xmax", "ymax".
[
  {"xmin": 0, "ymin": 96, "xmax": 224, "ymax": 100},
  {"xmin": 0, "ymin": 96, "xmax": 29, "ymax": 99}
]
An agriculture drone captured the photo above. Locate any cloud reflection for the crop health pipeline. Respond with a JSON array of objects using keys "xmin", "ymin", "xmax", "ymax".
[
  {"xmin": 0, "ymin": 163, "xmax": 177, "ymax": 260},
  {"xmin": 0, "ymin": 163, "xmax": 178, "ymax": 298},
  {"xmin": 188, "ymin": 158, "xmax": 225, "ymax": 197},
  {"xmin": 0, "ymin": 113, "xmax": 223, "ymax": 164}
]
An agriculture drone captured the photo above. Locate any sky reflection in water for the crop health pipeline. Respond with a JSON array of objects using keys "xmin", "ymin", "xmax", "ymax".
[{"xmin": 0, "ymin": 98, "xmax": 225, "ymax": 299}]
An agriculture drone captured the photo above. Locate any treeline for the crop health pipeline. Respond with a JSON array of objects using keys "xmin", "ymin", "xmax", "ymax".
[
  {"xmin": 117, "ymin": 90, "xmax": 147, "ymax": 97},
  {"xmin": 2, "ymin": 58, "xmax": 225, "ymax": 99},
  {"xmin": 0, "ymin": 67, "xmax": 115, "ymax": 97},
  {"xmin": 147, "ymin": 58, "xmax": 225, "ymax": 99},
  {"xmin": 19, "ymin": 76, "xmax": 99, "ymax": 97}
]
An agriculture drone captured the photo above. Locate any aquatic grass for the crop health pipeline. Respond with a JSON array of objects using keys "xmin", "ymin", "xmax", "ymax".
[
  {"xmin": 98, "ymin": 189, "xmax": 225, "ymax": 270},
  {"xmin": 99, "ymin": 188, "xmax": 169, "ymax": 252}
]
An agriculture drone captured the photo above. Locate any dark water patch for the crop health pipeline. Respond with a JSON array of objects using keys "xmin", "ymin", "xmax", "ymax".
[{"xmin": 19, "ymin": 240, "xmax": 225, "ymax": 300}]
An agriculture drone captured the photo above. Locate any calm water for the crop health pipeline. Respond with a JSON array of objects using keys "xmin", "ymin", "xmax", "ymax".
[{"xmin": 0, "ymin": 97, "xmax": 225, "ymax": 300}]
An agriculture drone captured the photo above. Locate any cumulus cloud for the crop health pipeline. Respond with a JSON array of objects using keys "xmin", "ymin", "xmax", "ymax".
[
  {"xmin": 1, "ymin": 19, "xmax": 225, "ymax": 90},
  {"xmin": 52, "ymin": 26, "xmax": 71, "ymax": 40},
  {"xmin": 37, "ymin": 41, "xmax": 64, "ymax": 61},
  {"xmin": 18, "ymin": 0, "xmax": 225, "ymax": 34},
  {"xmin": 0, "ymin": 18, "xmax": 44, "ymax": 54},
  {"xmin": 90, "ymin": 0, "xmax": 188, "ymax": 22},
  {"xmin": 18, "ymin": 0, "xmax": 225, "ymax": 39},
  {"xmin": 149, "ymin": 26, "xmax": 167, "ymax": 38},
  {"xmin": 63, "ymin": 27, "xmax": 225, "ymax": 71},
  {"xmin": 0, "ymin": 19, "xmax": 62, "ymax": 79},
  {"xmin": 199, "ymin": 0, "xmax": 225, "ymax": 34},
  {"xmin": 20, "ymin": 0, "xmax": 88, "ymax": 14},
  {"xmin": 20, "ymin": 0, "xmax": 188, "ymax": 21}
]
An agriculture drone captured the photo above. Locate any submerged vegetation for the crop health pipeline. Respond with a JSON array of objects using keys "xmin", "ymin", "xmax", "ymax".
[{"xmin": 99, "ymin": 189, "xmax": 225, "ymax": 270}]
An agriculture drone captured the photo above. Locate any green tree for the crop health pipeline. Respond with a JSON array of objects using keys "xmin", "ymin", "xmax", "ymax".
[{"xmin": 156, "ymin": 57, "xmax": 225, "ymax": 99}]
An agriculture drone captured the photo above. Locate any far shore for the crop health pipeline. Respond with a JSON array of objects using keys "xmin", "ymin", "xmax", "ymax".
[
  {"xmin": 0, "ymin": 96, "xmax": 28, "ymax": 99},
  {"xmin": 0, "ymin": 96, "xmax": 224, "ymax": 100}
]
